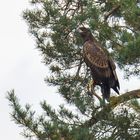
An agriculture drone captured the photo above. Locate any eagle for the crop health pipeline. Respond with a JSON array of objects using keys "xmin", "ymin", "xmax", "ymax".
[{"xmin": 78, "ymin": 27, "xmax": 120, "ymax": 101}]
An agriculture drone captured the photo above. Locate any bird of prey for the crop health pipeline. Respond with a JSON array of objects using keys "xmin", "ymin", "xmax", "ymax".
[{"xmin": 78, "ymin": 27, "xmax": 120, "ymax": 101}]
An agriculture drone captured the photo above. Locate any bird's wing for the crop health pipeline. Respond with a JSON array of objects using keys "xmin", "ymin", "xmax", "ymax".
[
  {"xmin": 83, "ymin": 41, "xmax": 109, "ymax": 68},
  {"xmin": 108, "ymin": 57, "xmax": 120, "ymax": 89},
  {"xmin": 108, "ymin": 57, "xmax": 116, "ymax": 70}
]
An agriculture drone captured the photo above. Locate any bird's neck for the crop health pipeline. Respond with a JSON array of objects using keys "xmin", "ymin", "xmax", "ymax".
[{"xmin": 84, "ymin": 35, "xmax": 95, "ymax": 43}]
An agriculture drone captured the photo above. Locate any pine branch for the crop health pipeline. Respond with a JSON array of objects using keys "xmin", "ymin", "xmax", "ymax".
[
  {"xmin": 84, "ymin": 89, "xmax": 140, "ymax": 127},
  {"xmin": 109, "ymin": 89, "xmax": 140, "ymax": 108},
  {"xmin": 7, "ymin": 90, "xmax": 45, "ymax": 139}
]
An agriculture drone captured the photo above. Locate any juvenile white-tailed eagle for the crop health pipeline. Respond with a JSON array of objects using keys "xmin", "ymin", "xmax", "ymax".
[{"xmin": 78, "ymin": 27, "xmax": 120, "ymax": 101}]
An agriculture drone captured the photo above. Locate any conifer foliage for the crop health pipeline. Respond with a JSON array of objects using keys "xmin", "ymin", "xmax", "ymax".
[{"xmin": 7, "ymin": 0, "xmax": 140, "ymax": 140}]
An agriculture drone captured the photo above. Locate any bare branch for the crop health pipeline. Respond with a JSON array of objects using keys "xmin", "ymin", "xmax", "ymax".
[
  {"xmin": 91, "ymin": 86, "xmax": 103, "ymax": 103},
  {"xmin": 109, "ymin": 89, "xmax": 140, "ymax": 108},
  {"xmin": 75, "ymin": 58, "xmax": 83, "ymax": 77},
  {"xmin": 84, "ymin": 89, "xmax": 140, "ymax": 127},
  {"xmin": 104, "ymin": 5, "xmax": 120, "ymax": 21}
]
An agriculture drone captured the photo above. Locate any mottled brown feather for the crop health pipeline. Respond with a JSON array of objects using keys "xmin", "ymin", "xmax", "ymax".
[{"xmin": 83, "ymin": 41, "xmax": 108, "ymax": 68}]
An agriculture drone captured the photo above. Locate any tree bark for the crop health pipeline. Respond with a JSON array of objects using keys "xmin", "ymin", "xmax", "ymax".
[{"xmin": 84, "ymin": 89, "xmax": 140, "ymax": 127}]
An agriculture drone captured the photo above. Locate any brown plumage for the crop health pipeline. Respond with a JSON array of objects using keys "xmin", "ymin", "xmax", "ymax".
[{"xmin": 78, "ymin": 27, "xmax": 120, "ymax": 101}]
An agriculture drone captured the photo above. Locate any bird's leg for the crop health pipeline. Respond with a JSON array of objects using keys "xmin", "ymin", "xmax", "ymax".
[
  {"xmin": 86, "ymin": 80, "xmax": 106, "ymax": 107},
  {"xmin": 86, "ymin": 80, "xmax": 94, "ymax": 97},
  {"xmin": 87, "ymin": 80, "xmax": 103, "ymax": 101},
  {"xmin": 87, "ymin": 80, "xmax": 94, "ymax": 92}
]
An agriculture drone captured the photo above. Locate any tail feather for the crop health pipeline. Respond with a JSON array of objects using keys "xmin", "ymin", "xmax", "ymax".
[
  {"xmin": 112, "ymin": 80, "xmax": 120, "ymax": 95},
  {"xmin": 101, "ymin": 84, "xmax": 110, "ymax": 101}
]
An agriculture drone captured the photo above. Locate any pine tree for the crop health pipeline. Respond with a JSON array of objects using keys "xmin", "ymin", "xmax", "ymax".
[{"xmin": 7, "ymin": 0, "xmax": 140, "ymax": 140}]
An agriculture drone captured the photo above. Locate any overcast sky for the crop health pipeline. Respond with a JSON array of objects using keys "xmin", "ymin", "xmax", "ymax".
[{"xmin": 0, "ymin": 0, "xmax": 140, "ymax": 140}]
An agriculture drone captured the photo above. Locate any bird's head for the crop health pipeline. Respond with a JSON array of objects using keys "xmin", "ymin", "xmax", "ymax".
[{"xmin": 78, "ymin": 27, "xmax": 92, "ymax": 41}]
